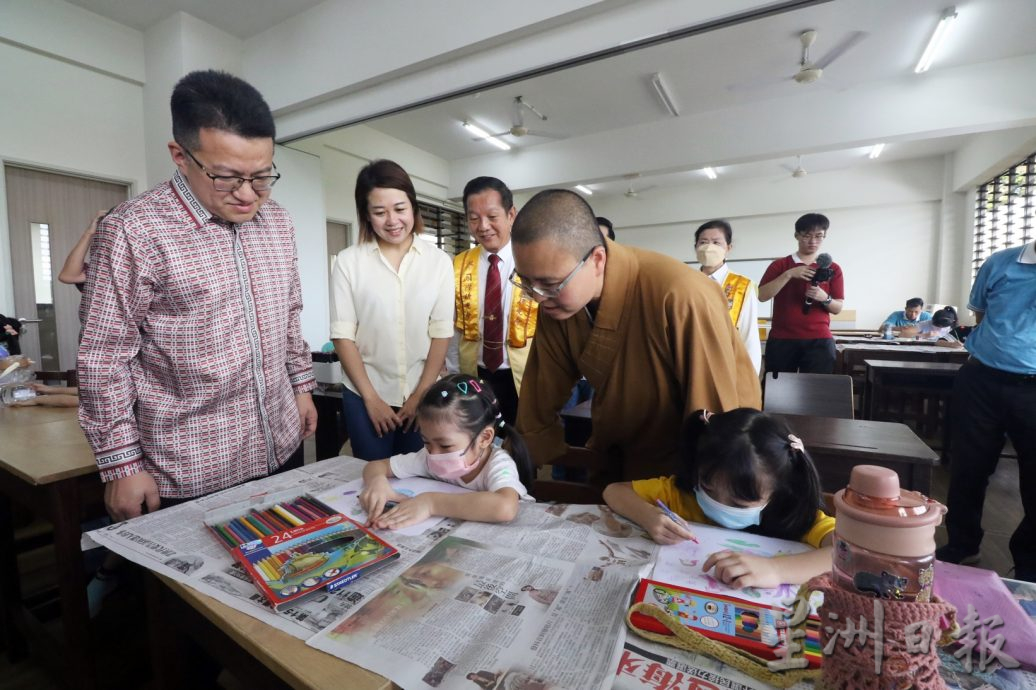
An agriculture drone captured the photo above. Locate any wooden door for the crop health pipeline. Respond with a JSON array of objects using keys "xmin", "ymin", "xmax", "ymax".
[{"xmin": 4, "ymin": 166, "xmax": 128, "ymax": 370}]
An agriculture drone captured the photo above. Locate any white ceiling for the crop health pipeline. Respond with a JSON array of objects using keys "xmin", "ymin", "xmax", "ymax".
[
  {"xmin": 347, "ymin": 0, "xmax": 1036, "ymax": 195},
  {"xmin": 64, "ymin": 0, "xmax": 326, "ymax": 39}
]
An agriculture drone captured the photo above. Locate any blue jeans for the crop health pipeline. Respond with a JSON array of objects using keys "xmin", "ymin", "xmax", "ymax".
[{"xmin": 341, "ymin": 388, "xmax": 423, "ymax": 460}]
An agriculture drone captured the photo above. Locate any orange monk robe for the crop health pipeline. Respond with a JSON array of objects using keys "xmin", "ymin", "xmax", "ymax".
[{"xmin": 516, "ymin": 241, "xmax": 762, "ymax": 480}]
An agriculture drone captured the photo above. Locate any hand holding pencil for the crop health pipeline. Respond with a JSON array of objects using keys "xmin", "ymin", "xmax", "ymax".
[{"xmin": 655, "ymin": 499, "xmax": 700, "ymax": 544}]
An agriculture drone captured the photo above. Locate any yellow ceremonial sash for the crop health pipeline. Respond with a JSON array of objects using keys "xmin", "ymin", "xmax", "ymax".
[
  {"xmin": 722, "ymin": 270, "xmax": 752, "ymax": 327},
  {"xmin": 453, "ymin": 247, "xmax": 538, "ymax": 348}
]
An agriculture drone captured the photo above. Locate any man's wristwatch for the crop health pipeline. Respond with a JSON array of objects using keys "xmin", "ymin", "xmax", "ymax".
[{"xmin": 822, "ymin": 296, "xmax": 833, "ymax": 306}]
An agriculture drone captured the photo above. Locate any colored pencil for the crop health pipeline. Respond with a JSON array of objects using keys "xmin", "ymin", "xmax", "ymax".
[
  {"xmin": 211, "ymin": 524, "xmax": 238, "ymax": 548},
  {"xmin": 303, "ymin": 495, "xmax": 339, "ymax": 516},
  {"xmin": 250, "ymin": 509, "xmax": 280, "ymax": 534},
  {"xmin": 225, "ymin": 520, "xmax": 252, "ymax": 544},
  {"xmin": 262, "ymin": 507, "xmax": 292, "ymax": 530},
  {"xmin": 280, "ymin": 501, "xmax": 312, "ymax": 523},
  {"xmin": 290, "ymin": 500, "xmax": 321, "ymax": 522},
  {"xmin": 243, "ymin": 514, "xmax": 272, "ymax": 536},
  {"xmin": 272, "ymin": 504, "xmax": 304, "ymax": 527},
  {"xmin": 237, "ymin": 517, "xmax": 265, "ymax": 539},
  {"xmin": 303, "ymin": 495, "xmax": 335, "ymax": 516},
  {"xmin": 655, "ymin": 499, "xmax": 699, "ymax": 544},
  {"xmin": 295, "ymin": 496, "xmax": 329, "ymax": 519}
]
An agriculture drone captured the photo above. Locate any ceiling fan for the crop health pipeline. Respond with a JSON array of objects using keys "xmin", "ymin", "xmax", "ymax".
[
  {"xmin": 623, "ymin": 173, "xmax": 657, "ymax": 198},
  {"xmin": 728, "ymin": 29, "xmax": 867, "ymax": 91},
  {"xmin": 481, "ymin": 96, "xmax": 567, "ymax": 140},
  {"xmin": 781, "ymin": 155, "xmax": 808, "ymax": 178},
  {"xmin": 793, "ymin": 29, "xmax": 866, "ymax": 84}
]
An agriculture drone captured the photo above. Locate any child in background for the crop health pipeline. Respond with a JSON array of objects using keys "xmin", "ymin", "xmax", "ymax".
[
  {"xmin": 603, "ymin": 408, "xmax": 834, "ymax": 588},
  {"xmin": 360, "ymin": 374, "xmax": 534, "ymax": 529},
  {"xmin": 904, "ymin": 307, "xmax": 963, "ymax": 347}
]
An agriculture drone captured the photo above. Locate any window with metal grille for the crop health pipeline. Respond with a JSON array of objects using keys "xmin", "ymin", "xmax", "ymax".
[
  {"xmin": 973, "ymin": 152, "xmax": 1035, "ymax": 280},
  {"xmin": 417, "ymin": 201, "xmax": 472, "ymax": 255}
]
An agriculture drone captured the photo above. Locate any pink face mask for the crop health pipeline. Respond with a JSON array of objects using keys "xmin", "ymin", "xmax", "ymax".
[{"xmin": 427, "ymin": 440, "xmax": 476, "ymax": 480}]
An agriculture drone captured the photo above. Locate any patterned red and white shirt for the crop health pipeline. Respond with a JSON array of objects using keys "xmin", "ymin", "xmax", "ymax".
[{"xmin": 77, "ymin": 171, "xmax": 316, "ymax": 498}]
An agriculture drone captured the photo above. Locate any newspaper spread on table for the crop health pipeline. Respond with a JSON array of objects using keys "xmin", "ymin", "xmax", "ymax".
[
  {"xmin": 307, "ymin": 501, "xmax": 659, "ymax": 690},
  {"xmin": 82, "ymin": 455, "xmax": 1032, "ymax": 690},
  {"xmin": 83, "ymin": 456, "xmax": 456, "ymax": 637}
]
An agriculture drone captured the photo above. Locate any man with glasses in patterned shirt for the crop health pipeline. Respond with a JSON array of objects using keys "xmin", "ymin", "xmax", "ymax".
[
  {"xmin": 759, "ymin": 213, "xmax": 845, "ymax": 374},
  {"xmin": 78, "ymin": 70, "xmax": 317, "ymax": 520},
  {"xmin": 511, "ymin": 190, "xmax": 761, "ymax": 481}
]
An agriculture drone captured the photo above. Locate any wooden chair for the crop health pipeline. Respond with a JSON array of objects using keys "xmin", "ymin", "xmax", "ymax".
[{"xmin": 762, "ymin": 372, "xmax": 854, "ymax": 419}]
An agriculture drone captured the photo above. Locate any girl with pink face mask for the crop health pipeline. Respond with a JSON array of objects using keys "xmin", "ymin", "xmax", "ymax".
[{"xmin": 359, "ymin": 374, "xmax": 534, "ymax": 529}]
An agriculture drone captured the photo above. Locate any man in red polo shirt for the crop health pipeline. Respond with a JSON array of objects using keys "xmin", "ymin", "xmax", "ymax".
[{"xmin": 759, "ymin": 213, "xmax": 845, "ymax": 374}]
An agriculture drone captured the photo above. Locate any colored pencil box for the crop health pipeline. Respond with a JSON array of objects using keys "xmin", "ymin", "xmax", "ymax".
[
  {"xmin": 231, "ymin": 513, "xmax": 399, "ymax": 611},
  {"xmin": 629, "ymin": 579, "xmax": 823, "ymax": 669}
]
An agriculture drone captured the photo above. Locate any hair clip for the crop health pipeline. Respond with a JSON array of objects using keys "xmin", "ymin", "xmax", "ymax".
[
  {"xmin": 495, "ymin": 412, "xmax": 502, "ymax": 419},
  {"xmin": 498, "ymin": 420, "xmax": 506, "ymax": 428},
  {"xmin": 441, "ymin": 390, "xmax": 449, "ymax": 398},
  {"xmin": 788, "ymin": 434, "xmax": 805, "ymax": 453},
  {"xmin": 469, "ymin": 379, "xmax": 482, "ymax": 393},
  {"xmin": 699, "ymin": 410, "xmax": 713, "ymax": 424}
]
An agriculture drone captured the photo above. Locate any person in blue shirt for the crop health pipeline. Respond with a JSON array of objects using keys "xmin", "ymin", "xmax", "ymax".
[
  {"xmin": 878, "ymin": 297, "xmax": 931, "ymax": 333},
  {"xmin": 937, "ymin": 240, "xmax": 1036, "ymax": 582}
]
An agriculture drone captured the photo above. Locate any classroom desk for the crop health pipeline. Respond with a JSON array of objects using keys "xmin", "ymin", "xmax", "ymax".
[
  {"xmin": 557, "ymin": 402, "xmax": 938, "ymax": 495},
  {"xmin": 147, "ymin": 574, "xmax": 397, "ymax": 690},
  {"xmin": 836, "ymin": 343, "xmax": 969, "ymax": 413},
  {"xmin": 863, "ymin": 360, "xmax": 962, "ymax": 449},
  {"xmin": 0, "ymin": 406, "xmax": 104, "ymax": 689},
  {"xmin": 772, "ymin": 413, "xmax": 940, "ymax": 495}
]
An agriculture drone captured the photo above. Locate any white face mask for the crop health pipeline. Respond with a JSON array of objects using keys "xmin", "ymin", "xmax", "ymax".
[
  {"xmin": 696, "ymin": 243, "xmax": 726, "ymax": 269},
  {"xmin": 695, "ymin": 485, "xmax": 767, "ymax": 530}
]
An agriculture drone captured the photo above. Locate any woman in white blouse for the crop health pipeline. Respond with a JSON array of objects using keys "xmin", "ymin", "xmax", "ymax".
[{"xmin": 330, "ymin": 160, "xmax": 455, "ymax": 459}]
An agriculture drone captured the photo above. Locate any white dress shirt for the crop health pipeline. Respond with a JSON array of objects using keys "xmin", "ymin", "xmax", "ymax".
[
  {"xmin": 331, "ymin": 236, "xmax": 454, "ymax": 406},
  {"xmin": 446, "ymin": 242, "xmax": 515, "ymax": 372},
  {"xmin": 705, "ymin": 262, "xmax": 762, "ymax": 373}
]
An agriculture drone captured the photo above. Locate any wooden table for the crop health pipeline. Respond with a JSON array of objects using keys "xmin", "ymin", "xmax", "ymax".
[
  {"xmin": 773, "ymin": 413, "xmax": 940, "ymax": 495},
  {"xmin": 148, "ymin": 574, "xmax": 396, "ymax": 690},
  {"xmin": 863, "ymin": 360, "xmax": 961, "ymax": 450},
  {"xmin": 836, "ymin": 343, "xmax": 969, "ymax": 413},
  {"xmin": 0, "ymin": 406, "xmax": 104, "ymax": 689},
  {"xmin": 835, "ymin": 335, "xmax": 943, "ymax": 346}
]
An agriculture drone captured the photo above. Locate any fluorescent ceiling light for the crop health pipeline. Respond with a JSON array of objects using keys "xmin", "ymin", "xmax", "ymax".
[
  {"xmin": 868, "ymin": 143, "xmax": 886, "ymax": 159},
  {"xmin": 915, "ymin": 7, "xmax": 958, "ymax": 74},
  {"xmin": 574, "ymin": 185, "xmax": 593, "ymax": 195},
  {"xmin": 462, "ymin": 121, "xmax": 511, "ymax": 151},
  {"xmin": 703, "ymin": 167, "xmax": 718, "ymax": 180},
  {"xmin": 650, "ymin": 72, "xmax": 680, "ymax": 117}
]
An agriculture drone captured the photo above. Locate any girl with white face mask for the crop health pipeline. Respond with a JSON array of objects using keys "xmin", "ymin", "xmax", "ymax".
[
  {"xmin": 359, "ymin": 374, "xmax": 534, "ymax": 529},
  {"xmin": 603, "ymin": 409, "xmax": 835, "ymax": 588}
]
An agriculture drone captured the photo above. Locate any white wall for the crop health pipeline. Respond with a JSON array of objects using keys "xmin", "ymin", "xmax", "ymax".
[
  {"xmin": 952, "ymin": 125, "xmax": 1036, "ymax": 191},
  {"xmin": 288, "ymin": 125, "xmax": 454, "ymax": 245},
  {"xmin": 270, "ymin": 145, "xmax": 329, "ymax": 349},
  {"xmin": 590, "ymin": 157, "xmax": 951, "ymax": 329},
  {"xmin": 0, "ymin": 40, "xmax": 147, "ymax": 313}
]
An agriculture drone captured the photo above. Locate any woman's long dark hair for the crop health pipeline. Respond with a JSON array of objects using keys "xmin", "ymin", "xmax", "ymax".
[
  {"xmin": 675, "ymin": 408, "xmax": 823, "ymax": 542},
  {"xmin": 417, "ymin": 374, "xmax": 533, "ymax": 489}
]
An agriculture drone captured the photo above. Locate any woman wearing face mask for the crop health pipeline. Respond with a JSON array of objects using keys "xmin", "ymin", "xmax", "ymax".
[
  {"xmin": 603, "ymin": 409, "xmax": 834, "ymax": 588},
  {"xmin": 359, "ymin": 374, "xmax": 535, "ymax": 529},
  {"xmin": 694, "ymin": 220, "xmax": 761, "ymax": 373}
]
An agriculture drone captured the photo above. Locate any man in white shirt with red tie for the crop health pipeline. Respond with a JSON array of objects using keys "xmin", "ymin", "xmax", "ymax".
[{"xmin": 447, "ymin": 177, "xmax": 539, "ymax": 425}]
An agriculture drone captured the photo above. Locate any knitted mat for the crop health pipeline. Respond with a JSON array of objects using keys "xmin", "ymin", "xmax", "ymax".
[
  {"xmin": 626, "ymin": 574, "xmax": 959, "ymax": 690},
  {"xmin": 809, "ymin": 573, "xmax": 958, "ymax": 690}
]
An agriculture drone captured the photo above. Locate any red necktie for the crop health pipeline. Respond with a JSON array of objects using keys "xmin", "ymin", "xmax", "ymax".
[{"xmin": 483, "ymin": 253, "xmax": 504, "ymax": 372}]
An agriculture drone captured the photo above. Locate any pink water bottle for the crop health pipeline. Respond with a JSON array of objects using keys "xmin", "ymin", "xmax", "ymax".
[{"xmin": 831, "ymin": 465, "xmax": 947, "ymax": 602}]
